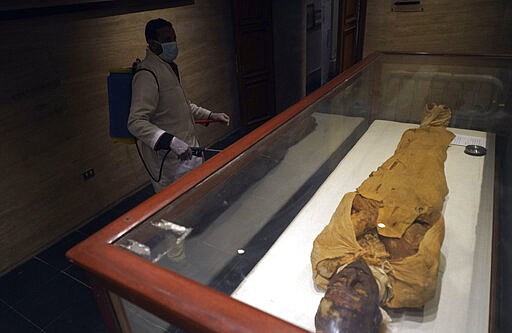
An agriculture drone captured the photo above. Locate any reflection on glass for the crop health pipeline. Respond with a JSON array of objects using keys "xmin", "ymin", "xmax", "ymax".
[
  {"xmin": 115, "ymin": 65, "xmax": 375, "ymax": 292},
  {"xmin": 111, "ymin": 53, "xmax": 512, "ymax": 332}
]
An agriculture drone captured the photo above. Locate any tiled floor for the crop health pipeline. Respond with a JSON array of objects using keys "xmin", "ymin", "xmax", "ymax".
[{"xmin": 0, "ymin": 184, "xmax": 156, "ymax": 333}]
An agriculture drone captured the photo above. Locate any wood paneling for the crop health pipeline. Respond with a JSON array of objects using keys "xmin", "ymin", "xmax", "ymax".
[
  {"xmin": 272, "ymin": 0, "xmax": 306, "ymax": 113},
  {"xmin": 0, "ymin": 0, "xmax": 237, "ymax": 274},
  {"xmin": 233, "ymin": 0, "xmax": 276, "ymax": 129},
  {"xmin": 336, "ymin": 0, "xmax": 367, "ymax": 74},
  {"xmin": 364, "ymin": 0, "xmax": 512, "ymax": 56}
]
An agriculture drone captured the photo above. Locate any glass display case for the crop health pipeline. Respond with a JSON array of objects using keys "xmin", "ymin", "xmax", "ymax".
[{"xmin": 67, "ymin": 52, "xmax": 512, "ymax": 333}]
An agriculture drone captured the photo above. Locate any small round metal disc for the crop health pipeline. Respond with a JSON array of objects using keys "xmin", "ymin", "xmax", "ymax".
[{"xmin": 464, "ymin": 145, "xmax": 487, "ymax": 156}]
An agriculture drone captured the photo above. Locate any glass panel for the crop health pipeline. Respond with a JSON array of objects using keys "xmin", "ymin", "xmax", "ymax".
[
  {"xmin": 372, "ymin": 53, "xmax": 511, "ymax": 134},
  {"xmin": 230, "ymin": 54, "xmax": 512, "ymax": 332},
  {"xmin": 109, "ymin": 291, "xmax": 189, "ymax": 333},
  {"xmin": 113, "ymin": 53, "xmax": 512, "ymax": 332},
  {"xmin": 114, "ymin": 61, "xmax": 378, "ymax": 290}
]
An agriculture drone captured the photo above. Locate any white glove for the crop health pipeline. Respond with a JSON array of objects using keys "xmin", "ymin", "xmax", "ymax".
[
  {"xmin": 170, "ymin": 137, "xmax": 192, "ymax": 160},
  {"xmin": 209, "ymin": 112, "xmax": 230, "ymax": 125}
]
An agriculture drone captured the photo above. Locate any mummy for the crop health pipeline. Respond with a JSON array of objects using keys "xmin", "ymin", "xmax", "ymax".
[{"xmin": 311, "ymin": 104, "xmax": 455, "ymax": 333}]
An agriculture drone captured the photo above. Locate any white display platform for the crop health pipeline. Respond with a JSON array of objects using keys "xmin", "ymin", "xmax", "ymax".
[
  {"xmin": 156, "ymin": 113, "xmax": 364, "ymax": 284},
  {"xmin": 195, "ymin": 113, "xmax": 364, "ymax": 260},
  {"xmin": 232, "ymin": 120, "xmax": 495, "ymax": 333}
]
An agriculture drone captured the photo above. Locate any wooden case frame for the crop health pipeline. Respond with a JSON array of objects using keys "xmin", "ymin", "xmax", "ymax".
[{"xmin": 66, "ymin": 51, "xmax": 508, "ymax": 333}]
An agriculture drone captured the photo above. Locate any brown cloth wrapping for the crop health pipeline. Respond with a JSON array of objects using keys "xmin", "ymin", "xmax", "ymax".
[{"xmin": 311, "ymin": 104, "xmax": 455, "ymax": 308}]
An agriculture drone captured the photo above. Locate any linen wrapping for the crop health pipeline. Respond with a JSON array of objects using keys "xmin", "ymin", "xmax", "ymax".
[{"xmin": 311, "ymin": 104, "xmax": 454, "ymax": 308}]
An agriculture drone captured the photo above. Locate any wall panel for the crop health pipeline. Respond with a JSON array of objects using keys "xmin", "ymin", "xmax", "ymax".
[
  {"xmin": 364, "ymin": 0, "xmax": 512, "ymax": 55},
  {"xmin": 0, "ymin": 0, "xmax": 236, "ymax": 274}
]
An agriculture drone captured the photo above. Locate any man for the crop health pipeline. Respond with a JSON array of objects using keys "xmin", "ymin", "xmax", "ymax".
[{"xmin": 128, "ymin": 18, "xmax": 229, "ymax": 192}]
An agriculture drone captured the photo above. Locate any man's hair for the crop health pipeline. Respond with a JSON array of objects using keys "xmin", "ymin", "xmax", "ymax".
[{"xmin": 145, "ymin": 18, "xmax": 173, "ymax": 42}]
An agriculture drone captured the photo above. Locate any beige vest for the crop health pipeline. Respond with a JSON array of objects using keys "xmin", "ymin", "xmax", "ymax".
[{"xmin": 128, "ymin": 49, "xmax": 211, "ymax": 191}]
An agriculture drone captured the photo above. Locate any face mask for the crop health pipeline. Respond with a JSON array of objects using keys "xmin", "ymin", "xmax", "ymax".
[{"xmin": 158, "ymin": 41, "xmax": 178, "ymax": 63}]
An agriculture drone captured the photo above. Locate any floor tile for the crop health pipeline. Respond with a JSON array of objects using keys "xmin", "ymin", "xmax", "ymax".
[
  {"xmin": 43, "ymin": 290, "xmax": 107, "ymax": 333},
  {"xmin": 0, "ymin": 258, "xmax": 59, "ymax": 305},
  {"xmin": 12, "ymin": 273, "xmax": 92, "ymax": 328},
  {"xmin": 78, "ymin": 209, "xmax": 123, "ymax": 236},
  {"xmin": 114, "ymin": 188, "xmax": 154, "ymax": 215},
  {"xmin": 78, "ymin": 185, "xmax": 155, "ymax": 236},
  {"xmin": 36, "ymin": 231, "xmax": 88, "ymax": 271},
  {"xmin": 62, "ymin": 264, "xmax": 91, "ymax": 288},
  {"xmin": 0, "ymin": 301, "xmax": 41, "ymax": 333},
  {"xmin": 139, "ymin": 184, "xmax": 156, "ymax": 196}
]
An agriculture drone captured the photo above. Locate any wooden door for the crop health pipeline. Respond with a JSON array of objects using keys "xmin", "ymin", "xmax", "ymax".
[
  {"xmin": 338, "ymin": 0, "xmax": 367, "ymax": 71},
  {"xmin": 232, "ymin": 0, "xmax": 275, "ymax": 130}
]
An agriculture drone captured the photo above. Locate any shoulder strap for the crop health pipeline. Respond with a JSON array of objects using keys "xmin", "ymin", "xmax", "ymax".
[{"xmin": 134, "ymin": 68, "xmax": 159, "ymax": 90}]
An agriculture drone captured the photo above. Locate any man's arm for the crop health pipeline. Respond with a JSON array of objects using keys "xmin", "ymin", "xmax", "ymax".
[
  {"xmin": 128, "ymin": 70, "xmax": 166, "ymax": 149},
  {"xmin": 189, "ymin": 103, "xmax": 212, "ymax": 120},
  {"xmin": 190, "ymin": 103, "xmax": 230, "ymax": 124}
]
